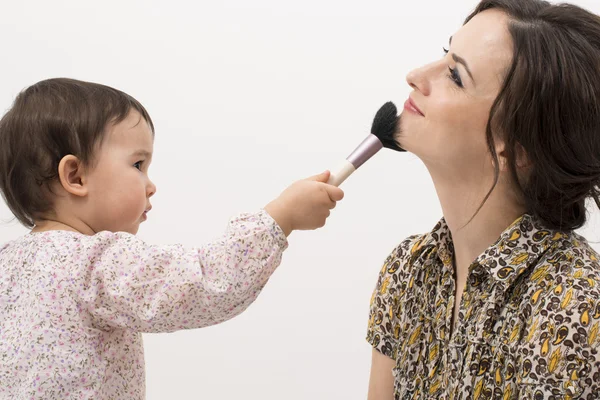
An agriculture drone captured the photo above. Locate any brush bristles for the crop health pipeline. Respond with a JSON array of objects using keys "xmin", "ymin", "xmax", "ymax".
[{"xmin": 371, "ymin": 102, "xmax": 404, "ymax": 152}]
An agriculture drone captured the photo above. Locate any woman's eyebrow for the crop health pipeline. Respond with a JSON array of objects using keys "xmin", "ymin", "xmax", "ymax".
[{"xmin": 449, "ymin": 36, "xmax": 475, "ymax": 83}]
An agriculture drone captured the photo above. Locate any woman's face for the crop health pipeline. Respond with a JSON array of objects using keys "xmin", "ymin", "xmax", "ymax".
[{"xmin": 398, "ymin": 9, "xmax": 514, "ymax": 175}]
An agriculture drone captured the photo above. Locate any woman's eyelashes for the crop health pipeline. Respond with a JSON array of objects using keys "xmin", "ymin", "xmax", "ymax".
[
  {"xmin": 448, "ymin": 66, "xmax": 463, "ymax": 87},
  {"xmin": 443, "ymin": 47, "xmax": 464, "ymax": 88}
]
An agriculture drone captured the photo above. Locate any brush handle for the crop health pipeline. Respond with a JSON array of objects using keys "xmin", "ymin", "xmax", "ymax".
[{"xmin": 327, "ymin": 159, "xmax": 356, "ymax": 187}]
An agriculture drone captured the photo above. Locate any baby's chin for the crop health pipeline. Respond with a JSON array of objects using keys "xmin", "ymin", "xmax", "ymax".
[
  {"xmin": 104, "ymin": 223, "xmax": 140, "ymax": 235},
  {"xmin": 125, "ymin": 225, "xmax": 141, "ymax": 235}
]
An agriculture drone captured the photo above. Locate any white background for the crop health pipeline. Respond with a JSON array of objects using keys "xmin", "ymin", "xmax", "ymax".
[{"xmin": 1, "ymin": 0, "xmax": 600, "ymax": 399}]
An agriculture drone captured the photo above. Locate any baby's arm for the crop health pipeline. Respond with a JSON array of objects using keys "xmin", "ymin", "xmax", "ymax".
[
  {"xmin": 74, "ymin": 171, "xmax": 343, "ymax": 332},
  {"xmin": 75, "ymin": 210, "xmax": 286, "ymax": 332}
]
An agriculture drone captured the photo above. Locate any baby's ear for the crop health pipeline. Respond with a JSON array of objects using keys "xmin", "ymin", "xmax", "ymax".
[{"xmin": 57, "ymin": 155, "xmax": 88, "ymax": 197}]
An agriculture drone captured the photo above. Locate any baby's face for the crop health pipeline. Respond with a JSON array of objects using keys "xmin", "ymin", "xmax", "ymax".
[{"xmin": 84, "ymin": 111, "xmax": 156, "ymax": 234}]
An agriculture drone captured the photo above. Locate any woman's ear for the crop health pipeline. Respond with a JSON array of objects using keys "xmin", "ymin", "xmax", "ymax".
[
  {"xmin": 57, "ymin": 155, "xmax": 89, "ymax": 197},
  {"xmin": 513, "ymin": 143, "xmax": 531, "ymax": 169},
  {"xmin": 494, "ymin": 141, "xmax": 531, "ymax": 172}
]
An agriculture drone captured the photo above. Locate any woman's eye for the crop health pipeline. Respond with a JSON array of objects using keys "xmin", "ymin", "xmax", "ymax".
[
  {"xmin": 443, "ymin": 47, "xmax": 463, "ymax": 88},
  {"xmin": 448, "ymin": 66, "xmax": 463, "ymax": 88},
  {"xmin": 134, "ymin": 161, "xmax": 143, "ymax": 170}
]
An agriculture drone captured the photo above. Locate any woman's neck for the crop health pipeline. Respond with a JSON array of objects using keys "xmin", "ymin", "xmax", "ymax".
[{"xmin": 428, "ymin": 165, "xmax": 526, "ymax": 275}]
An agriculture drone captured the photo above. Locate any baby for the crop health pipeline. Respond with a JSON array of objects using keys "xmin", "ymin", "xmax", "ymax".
[{"xmin": 0, "ymin": 78, "xmax": 344, "ymax": 399}]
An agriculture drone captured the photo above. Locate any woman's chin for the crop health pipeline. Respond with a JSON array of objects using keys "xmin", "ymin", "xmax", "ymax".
[{"xmin": 395, "ymin": 135, "xmax": 419, "ymax": 155}]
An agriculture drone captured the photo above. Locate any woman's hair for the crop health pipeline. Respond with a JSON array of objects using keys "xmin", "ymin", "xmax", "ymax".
[
  {"xmin": 468, "ymin": 0, "xmax": 600, "ymax": 231},
  {"xmin": 0, "ymin": 78, "xmax": 154, "ymax": 228}
]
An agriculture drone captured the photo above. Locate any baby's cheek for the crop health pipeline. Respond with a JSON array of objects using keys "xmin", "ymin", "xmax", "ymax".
[
  {"xmin": 131, "ymin": 181, "xmax": 148, "ymax": 211},
  {"xmin": 124, "ymin": 188, "xmax": 144, "ymax": 209}
]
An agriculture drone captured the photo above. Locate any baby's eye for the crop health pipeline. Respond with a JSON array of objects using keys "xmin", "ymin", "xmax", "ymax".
[{"xmin": 133, "ymin": 161, "xmax": 143, "ymax": 170}]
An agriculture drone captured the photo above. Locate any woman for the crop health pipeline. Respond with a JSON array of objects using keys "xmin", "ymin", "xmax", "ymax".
[{"xmin": 367, "ymin": 1, "xmax": 600, "ymax": 398}]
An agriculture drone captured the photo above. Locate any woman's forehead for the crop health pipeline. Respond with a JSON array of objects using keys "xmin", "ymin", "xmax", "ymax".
[{"xmin": 453, "ymin": 9, "xmax": 514, "ymax": 87}]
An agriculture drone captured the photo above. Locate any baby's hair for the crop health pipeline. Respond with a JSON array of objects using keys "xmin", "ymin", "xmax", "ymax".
[{"xmin": 0, "ymin": 78, "xmax": 154, "ymax": 228}]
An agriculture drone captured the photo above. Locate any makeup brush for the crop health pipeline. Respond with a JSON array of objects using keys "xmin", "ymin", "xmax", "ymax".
[{"xmin": 327, "ymin": 102, "xmax": 404, "ymax": 187}]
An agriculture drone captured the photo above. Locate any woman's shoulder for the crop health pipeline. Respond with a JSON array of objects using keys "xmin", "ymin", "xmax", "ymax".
[
  {"xmin": 540, "ymin": 231, "xmax": 600, "ymax": 286},
  {"xmin": 385, "ymin": 233, "xmax": 427, "ymax": 263},
  {"xmin": 523, "ymin": 231, "xmax": 600, "ymax": 339},
  {"xmin": 377, "ymin": 221, "xmax": 447, "ymax": 283},
  {"xmin": 515, "ymin": 235, "xmax": 600, "ymax": 395},
  {"xmin": 385, "ymin": 218, "xmax": 448, "ymax": 266},
  {"xmin": 524, "ymin": 231, "xmax": 599, "ymax": 306}
]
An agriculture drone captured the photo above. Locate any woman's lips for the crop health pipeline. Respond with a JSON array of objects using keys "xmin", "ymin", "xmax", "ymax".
[{"xmin": 404, "ymin": 97, "xmax": 424, "ymax": 116}]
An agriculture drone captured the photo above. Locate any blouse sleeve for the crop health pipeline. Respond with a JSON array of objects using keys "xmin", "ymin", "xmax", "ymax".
[
  {"xmin": 366, "ymin": 234, "xmax": 422, "ymax": 360},
  {"xmin": 72, "ymin": 210, "xmax": 288, "ymax": 333}
]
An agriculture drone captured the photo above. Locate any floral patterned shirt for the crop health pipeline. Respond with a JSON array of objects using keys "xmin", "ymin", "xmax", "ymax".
[
  {"xmin": 367, "ymin": 214, "xmax": 600, "ymax": 399},
  {"xmin": 0, "ymin": 210, "xmax": 287, "ymax": 400}
]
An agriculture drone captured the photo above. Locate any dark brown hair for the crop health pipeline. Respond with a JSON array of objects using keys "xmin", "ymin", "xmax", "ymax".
[
  {"xmin": 0, "ymin": 78, "xmax": 154, "ymax": 228},
  {"xmin": 467, "ymin": 0, "xmax": 600, "ymax": 231}
]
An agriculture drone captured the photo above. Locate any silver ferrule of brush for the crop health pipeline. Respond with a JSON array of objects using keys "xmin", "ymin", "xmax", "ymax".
[
  {"xmin": 327, "ymin": 133, "xmax": 383, "ymax": 187},
  {"xmin": 347, "ymin": 134, "xmax": 383, "ymax": 169}
]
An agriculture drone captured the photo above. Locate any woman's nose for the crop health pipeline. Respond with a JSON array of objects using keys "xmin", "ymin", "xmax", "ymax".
[{"xmin": 406, "ymin": 62, "xmax": 438, "ymax": 96}]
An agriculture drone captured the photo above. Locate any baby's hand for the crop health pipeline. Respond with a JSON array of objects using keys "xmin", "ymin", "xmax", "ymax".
[{"xmin": 264, "ymin": 171, "xmax": 344, "ymax": 236}]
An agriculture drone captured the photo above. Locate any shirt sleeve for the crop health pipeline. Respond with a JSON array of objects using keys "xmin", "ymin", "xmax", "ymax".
[
  {"xmin": 72, "ymin": 210, "xmax": 288, "ymax": 333},
  {"xmin": 366, "ymin": 234, "xmax": 422, "ymax": 360}
]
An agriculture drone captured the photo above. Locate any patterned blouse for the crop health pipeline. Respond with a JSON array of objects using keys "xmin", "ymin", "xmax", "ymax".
[
  {"xmin": 0, "ymin": 210, "xmax": 287, "ymax": 400},
  {"xmin": 367, "ymin": 214, "xmax": 600, "ymax": 399}
]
